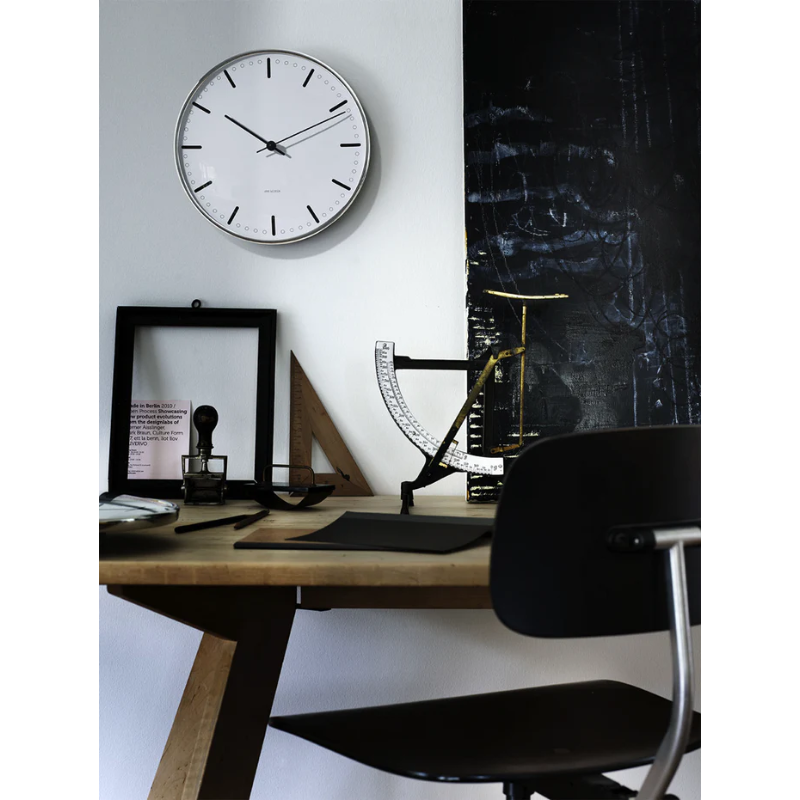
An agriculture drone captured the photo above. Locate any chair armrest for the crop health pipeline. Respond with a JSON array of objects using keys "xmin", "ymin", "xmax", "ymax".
[{"xmin": 636, "ymin": 528, "xmax": 700, "ymax": 800}]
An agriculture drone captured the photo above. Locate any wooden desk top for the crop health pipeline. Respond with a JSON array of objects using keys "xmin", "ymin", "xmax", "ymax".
[{"xmin": 99, "ymin": 496, "xmax": 496, "ymax": 587}]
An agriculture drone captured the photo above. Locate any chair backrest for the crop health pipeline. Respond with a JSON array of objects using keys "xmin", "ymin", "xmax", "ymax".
[{"xmin": 491, "ymin": 425, "xmax": 700, "ymax": 639}]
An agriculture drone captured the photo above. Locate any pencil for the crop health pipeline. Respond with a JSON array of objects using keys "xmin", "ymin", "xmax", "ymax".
[
  {"xmin": 233, "ymin": 509, "xmax": 271, "ymax": 530},
  {"xmin": 174, "ymin": 515, "xmax": 249, "ymax": 534}
]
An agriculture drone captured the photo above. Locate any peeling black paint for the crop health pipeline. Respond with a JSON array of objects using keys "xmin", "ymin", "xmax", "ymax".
[{"xmin": 464, "ymin": 0, "xmax": 701, "ymax": 501}]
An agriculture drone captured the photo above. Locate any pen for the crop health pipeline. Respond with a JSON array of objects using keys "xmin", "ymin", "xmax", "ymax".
[
  {"xmin": 233, "ymin": 509, "xmax": 271, "ymax": 530},
  {"xmin": 175, "ymin": 515, "xmax": 249, "ymax": 534}
]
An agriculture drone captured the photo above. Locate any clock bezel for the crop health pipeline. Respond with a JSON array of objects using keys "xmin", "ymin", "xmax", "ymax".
[{"xmin": 174, "ymin": 49, "xmax": 371, "ymax": 245}]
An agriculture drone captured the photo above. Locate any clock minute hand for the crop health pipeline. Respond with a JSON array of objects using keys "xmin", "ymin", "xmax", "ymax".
[
  {"xmin": 256, "ymin": 111, "xmax": 347, "ymax": 152},
  {"xmin": 224, "ymin": 115, "xmax": 287, "ymax": 156},
  {"xmin": 277, "ymin": 111, "xmax": 347, "ymax": 144}
]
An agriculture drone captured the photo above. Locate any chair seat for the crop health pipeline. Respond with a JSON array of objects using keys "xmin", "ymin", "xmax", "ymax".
[{"xmin": 270, "ymin": 679, "xmax": 700, "ymax": 784}]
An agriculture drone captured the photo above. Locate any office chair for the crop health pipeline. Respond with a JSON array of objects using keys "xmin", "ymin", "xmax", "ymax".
[{"xmin": 270, "ymin": 426, "xmax": 701, "ymax": 799}]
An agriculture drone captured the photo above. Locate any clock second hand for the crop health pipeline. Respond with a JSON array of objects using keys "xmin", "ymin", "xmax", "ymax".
[
  {"xmin": 256, "ymin": 111, "xmax": 347, "ymax": 153},
  {"xmin": 224, "ymin": 115, "xmax": 288, "ymax": 156}
]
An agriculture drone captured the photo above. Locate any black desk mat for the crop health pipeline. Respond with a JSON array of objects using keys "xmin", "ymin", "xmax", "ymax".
[{"xmin": 234, "ymin": 512, "xmax": 492, "ymax": 554}]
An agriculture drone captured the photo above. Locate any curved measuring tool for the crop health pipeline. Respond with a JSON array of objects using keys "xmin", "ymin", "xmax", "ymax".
[
  {"xmin": 376, "ymin": 341, "xmax": 523, "ymax": 513},
  {"xmin": 376, "ymin": 342, "xmax": 506, "ymax": 476},
  {"xmin": 376, "ymin": 292, "xmax": 569, "ymax": 513}
]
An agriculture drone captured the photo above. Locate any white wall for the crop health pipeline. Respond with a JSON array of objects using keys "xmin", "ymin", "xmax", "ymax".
[{"xmin": 99, "ymin": 2, "xmax": 700, "ymax": 799}]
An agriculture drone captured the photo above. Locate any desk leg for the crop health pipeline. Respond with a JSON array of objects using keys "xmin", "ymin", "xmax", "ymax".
[
  {"xmin": 107, "ymin": 586, "xmax": 296, "ymax": 800},
  {"xmin": 149, "ymin": 633, "xmax": 236, "ymax": 800}
]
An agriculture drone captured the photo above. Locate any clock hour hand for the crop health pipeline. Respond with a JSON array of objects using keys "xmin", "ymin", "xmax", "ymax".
[
  {"xmin": 256, "ymin": 111, "xmax": 347, "ymax": 152},
  {"xmin": 224, "ymin": 115, "xmax": 287, "ymax": 156}
]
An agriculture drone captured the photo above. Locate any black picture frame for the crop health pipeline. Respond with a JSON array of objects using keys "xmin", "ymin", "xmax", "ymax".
[{"xmin": 108, "ymin": 306, "xmax": 277, "ymax": 499}]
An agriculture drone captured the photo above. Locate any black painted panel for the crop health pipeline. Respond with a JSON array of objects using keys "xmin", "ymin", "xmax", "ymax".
[{"xmin": 464, "ymin": 0, "xmax": 700, "ymax": 500}]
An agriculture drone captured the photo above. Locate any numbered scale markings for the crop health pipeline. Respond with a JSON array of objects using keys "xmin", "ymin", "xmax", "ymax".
[{"xmin": 375, "ymin": 341, "xmax": 504, "ymax": 476}]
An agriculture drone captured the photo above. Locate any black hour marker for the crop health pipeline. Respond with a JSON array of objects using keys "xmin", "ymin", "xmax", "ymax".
[
  {"xmin": 340, "ymin": 143, "xmax": 359, "ymax": 147},
  {"xmin": 224, "ymin": 69, "xmax": 236, "ymax": 88},
  {"xmin": 332, "ymin": 179, "xmax": 351, "ymax": 191},
  {"xmin": 192, "ymin": 102, "xmax": 210, "ymax": 114},
  {"xmin": 303, "ymin": 68, "xmax": 315, "ymax": 87},
  {"xmin": 181, "ymin": 145, "xmax": 202, "ymax": 149},
  {"xmin": 227, "ymin": 206, "xmax": 239, "ymax": 225},
  {"xmin": 267, "ymin": 58, "xmax": 271, "ymax": 78},
  {"xmin": 271, "ymin": 215, "xmax": 276, "ymax": 236},
  {"xmin": 307, "ymin": 205, "xmax": 320, "ymax": 223},
  {"xmin": 194, "ymin": 181, "xmax": 212, "ymax": 192},
  {"xmin": 329, "ymin": 100, "xmax": 347, "ymax": 113}
]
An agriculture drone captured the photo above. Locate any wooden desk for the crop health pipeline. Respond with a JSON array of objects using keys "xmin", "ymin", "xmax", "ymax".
[{"xmin": 101, "ymin": 496, "xmax": 495, "ymax": 800}]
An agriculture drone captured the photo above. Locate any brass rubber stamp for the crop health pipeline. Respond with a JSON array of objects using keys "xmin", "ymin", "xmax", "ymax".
[{"xmin": 181, "ymin": 405, "xmax": 228, "ymax": 505}]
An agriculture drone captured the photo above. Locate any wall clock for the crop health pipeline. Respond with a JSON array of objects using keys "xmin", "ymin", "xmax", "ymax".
[{"xmin": 175, "ymin": 50, "xmax": 370, "ymax": 244}]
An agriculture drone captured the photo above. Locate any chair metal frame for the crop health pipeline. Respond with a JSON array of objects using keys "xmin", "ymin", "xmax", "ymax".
[
  {"xmin": 637, "ymin": 526, "xmax": 700, "ymax": 800},
  {"xmin": 503, "ymin": 523, "xmax": 700, "ymax": 800}
]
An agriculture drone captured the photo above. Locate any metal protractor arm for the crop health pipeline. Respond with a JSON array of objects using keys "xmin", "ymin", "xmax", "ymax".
[
  {"xmin": 394, "ymin": 356, "xmax": 488, "ymax": 371},
  {"xmin": 426, "ymin": 346, "xmax": 525, "ymax": 471}
]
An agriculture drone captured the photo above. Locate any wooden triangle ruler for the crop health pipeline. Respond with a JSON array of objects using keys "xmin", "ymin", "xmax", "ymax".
[{"xmin": 289, "ymin": 352, "xmax": 373, "ymax": 496}]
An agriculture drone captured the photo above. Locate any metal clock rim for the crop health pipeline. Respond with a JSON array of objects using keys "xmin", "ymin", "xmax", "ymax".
[{"xmin": 174, "ymin": 49, "xmax": 371, "ymax": 246}]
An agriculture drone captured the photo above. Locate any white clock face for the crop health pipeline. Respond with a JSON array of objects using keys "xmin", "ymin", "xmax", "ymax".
[{"xmin": 175, "ymin": 50, "xmax": 370, "ymax": 244}]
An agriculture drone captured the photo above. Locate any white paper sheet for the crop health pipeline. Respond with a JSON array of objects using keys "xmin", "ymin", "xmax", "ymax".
[{"xmin": 127, "ymin": 400, "xmax": 191, "ymax": 480}]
